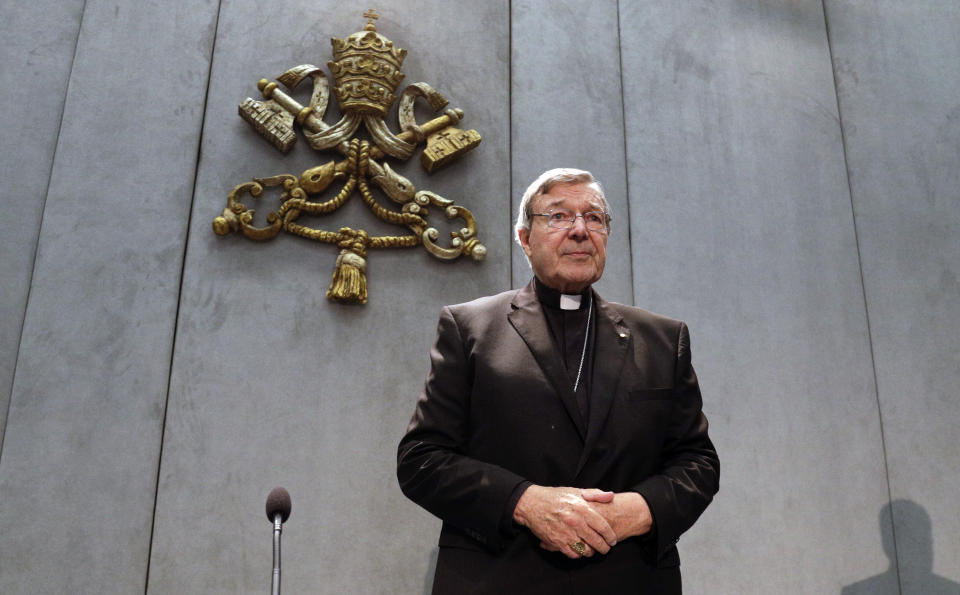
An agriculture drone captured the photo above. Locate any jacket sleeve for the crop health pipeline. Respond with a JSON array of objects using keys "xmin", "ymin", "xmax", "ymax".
[
  {"xmin": 633, "ymin": 322, "xmax": 720, "ymax": 559},
  {"xmin": 396, "ymin": 306, "xmax": 527, "ymax": 550}
]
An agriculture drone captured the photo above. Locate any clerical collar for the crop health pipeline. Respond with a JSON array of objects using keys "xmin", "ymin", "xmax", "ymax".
[{"xmin": 533, "ymin": 277, "xmax": 591, "ymax": 311}]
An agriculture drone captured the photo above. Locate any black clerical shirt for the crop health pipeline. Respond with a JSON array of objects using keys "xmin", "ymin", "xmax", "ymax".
[{"xmin": 533, "ymin": 277, "xmax": 597, "ymax": 425}]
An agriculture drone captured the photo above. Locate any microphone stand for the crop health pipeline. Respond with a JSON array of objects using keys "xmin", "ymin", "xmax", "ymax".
[
  {"xmin": 265, "ymin": 486, "xmax": 290, "ymax": 595},
  {"xmin": 272, "ymin": 512, "xmax": 283, "ymax": 595}
]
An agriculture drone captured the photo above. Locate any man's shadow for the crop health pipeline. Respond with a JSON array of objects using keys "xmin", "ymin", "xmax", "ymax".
[
  {"xmin": 422, "ymin": 547, "xmax": 438, "ymax": 595},
  {"xmin": 842, "ymin": 499, "xmax": 959, "ymax": 594}
]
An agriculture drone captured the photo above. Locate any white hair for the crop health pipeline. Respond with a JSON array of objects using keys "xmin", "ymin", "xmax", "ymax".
[{"xmin": 514, "ymin": 168, "xmax": 611, "ymax": 248}]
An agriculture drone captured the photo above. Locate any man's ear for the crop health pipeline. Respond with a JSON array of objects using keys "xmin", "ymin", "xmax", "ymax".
[{"xmin": 517, "ymin": 227, "xmax": 533, "ymax": 256}]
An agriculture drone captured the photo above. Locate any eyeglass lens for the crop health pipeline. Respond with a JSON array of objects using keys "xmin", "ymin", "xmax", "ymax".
[{"xmin": 545, "ymin": 210, "xmax": 607, "ymax": 230}]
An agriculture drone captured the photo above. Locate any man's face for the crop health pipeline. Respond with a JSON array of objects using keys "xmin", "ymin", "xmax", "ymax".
[{"xmin": 517, "ymin": 182, "xmax": 608, "ymax": 293}]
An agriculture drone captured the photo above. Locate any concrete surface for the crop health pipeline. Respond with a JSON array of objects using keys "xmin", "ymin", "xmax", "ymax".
[{"xmin": 0, "ymin": 1, "xmax": 956, "ymax": 593}]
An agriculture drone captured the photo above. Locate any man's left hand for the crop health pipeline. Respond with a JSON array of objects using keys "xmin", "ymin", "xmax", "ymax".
[{"xmin": 582, "ymin": 491, "xmax": 653, "ymax": 540}]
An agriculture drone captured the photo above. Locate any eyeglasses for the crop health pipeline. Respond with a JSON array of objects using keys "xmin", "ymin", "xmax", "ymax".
[{"xmin": 530, "ymin": 209, "xmax": 609, "ymax": 232}]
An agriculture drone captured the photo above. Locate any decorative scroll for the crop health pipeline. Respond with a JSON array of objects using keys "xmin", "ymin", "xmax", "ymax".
[{"xmin": 215, "ymin": 10, "xmax": 484, "ymax": 304}]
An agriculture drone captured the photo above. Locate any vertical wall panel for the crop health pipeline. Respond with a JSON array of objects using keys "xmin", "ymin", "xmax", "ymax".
[
  {"xmin": 0, "ymin": 0, "xmax": 83, "ymax": 447},
  {"xmin": 2, "ymin": 1, "xmax": 956, "ymax": 593},
  {"xmin": 0, "ymin": 0, "xmax": 219, "ymax": 592},
  {"xmin": 146, "ymin": 2, "xmax": 509, "ymax": 592},
  {"xmin": 620, "ymin": 1, "xmax": 888, "ymax": 592},
  {"xmin": 511, "ymin": 0, "xmax": 633, "ymax": 303},
  {"xmin": 825, "ymin": 2, "xmax": 960, "ymax": 592}
]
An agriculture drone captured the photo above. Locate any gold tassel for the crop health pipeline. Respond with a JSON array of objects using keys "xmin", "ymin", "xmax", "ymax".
[{"xmin": 326, "ymin": 230, "xmax": 369, "ymax": 304}]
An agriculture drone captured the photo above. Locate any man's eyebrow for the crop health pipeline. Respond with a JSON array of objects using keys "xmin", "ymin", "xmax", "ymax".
[
  {"xmin": 538, "ymin": 199, "xmax": 565, "ymax": 210},
  {"xmin": 538, "ymin": 197, "xmax": 604, "ymax": 211}
]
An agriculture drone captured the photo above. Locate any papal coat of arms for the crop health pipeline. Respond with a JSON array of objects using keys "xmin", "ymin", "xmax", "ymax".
[{"xmin": 213, "ymin": 10, "xmax": 484, "ymax": 304}]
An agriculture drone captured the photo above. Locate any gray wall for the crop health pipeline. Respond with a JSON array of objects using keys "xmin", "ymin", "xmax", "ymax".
[{"xmin": 1, "ymin": 1, "xmax": 956, "ymax": 593}]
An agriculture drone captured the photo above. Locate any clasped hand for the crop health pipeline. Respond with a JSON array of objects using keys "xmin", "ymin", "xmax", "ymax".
[{"xmin": 512, "ymin": 485, "xmax": 652, "ymax": 559}]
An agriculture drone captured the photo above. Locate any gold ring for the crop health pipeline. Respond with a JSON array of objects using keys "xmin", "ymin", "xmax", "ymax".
[{"xmin": 570, "ymin": 541, "xmax": 587, "ymax": 556}]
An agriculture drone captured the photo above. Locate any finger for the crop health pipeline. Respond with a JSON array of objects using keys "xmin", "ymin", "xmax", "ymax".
[
  {"xmin": 583, "ymin": 508, "xmax": 618, "ymax": 547},
  {"xmin": 539, "ymin": 541, "xmax": 559, "ymax": 552},
  {"xmin": 549, "ymin": 540, "xmax": 573, "ymax": 558},
  {"xmin": 580, "ymin": 489, "xmax": 614, "ymax": 503},
  {"xmin": 560, "ymin": 543, "xmax": 584, "ymax": 559},
  {"xmin": 579, "ymin": 530, "xmax": 611, "ymax": 555}
]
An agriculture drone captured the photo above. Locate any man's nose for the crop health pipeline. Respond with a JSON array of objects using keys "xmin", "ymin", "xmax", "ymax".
[{"xmin": 567, "ymin": 215, "xmax": 589, "ymax": 238}]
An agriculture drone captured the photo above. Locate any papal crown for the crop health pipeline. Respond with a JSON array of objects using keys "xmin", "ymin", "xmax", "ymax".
[{"xmin": 328, "ymin": 10, "xmax": 407, "ymax": 117}]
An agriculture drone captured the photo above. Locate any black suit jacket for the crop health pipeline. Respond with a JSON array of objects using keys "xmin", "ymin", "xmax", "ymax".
[{"xmin": 398, "ymin": 281, "xmax": 719, "ymax": 594}]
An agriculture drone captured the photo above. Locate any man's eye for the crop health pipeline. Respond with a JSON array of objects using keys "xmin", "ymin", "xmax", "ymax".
[
  {"xmin": 550, "ymin": 212, "xmax": 569, "ymax": 220},
  {"xmin": 586, "ymin": 213, "xmax": 604, "ymax": 224}
]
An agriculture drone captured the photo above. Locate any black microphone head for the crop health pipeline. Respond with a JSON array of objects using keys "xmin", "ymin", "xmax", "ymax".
[{"xmin": 265, "ymin": 487, "xmax": 292, "ymax": 523}]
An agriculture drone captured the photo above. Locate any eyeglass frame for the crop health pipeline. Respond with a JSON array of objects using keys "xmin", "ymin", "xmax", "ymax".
[{"xmin": 529, "ymin": 209, "xmax": 611, "ymax": 232}]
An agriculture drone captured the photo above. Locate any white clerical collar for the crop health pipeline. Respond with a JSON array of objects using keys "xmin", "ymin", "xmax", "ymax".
[
  {"xmin": 559, "ymin": 294, "xmax": 582, "ymax": 310},
  {"xmin": 533, "ymin": 277, "xmax": 591, "ymax": 311}
]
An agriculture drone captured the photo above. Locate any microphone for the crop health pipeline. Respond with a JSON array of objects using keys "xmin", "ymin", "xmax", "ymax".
[
  {"xmin": 266, "ymin": 487, "xmax": 292, "ymax": 523},
  {"xmin": 265, "ymin": 487, "xmax": 291, "ymax": 595}
]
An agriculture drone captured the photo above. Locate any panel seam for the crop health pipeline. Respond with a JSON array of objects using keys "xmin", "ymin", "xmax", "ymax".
[
  {"xmin": 0, "ymin": 0, "xmax": 89, "ymax": 465},
  {"xmin": 822, "ymin": 2, "xmax": 901, "ymax": 593},
  {"xmin": 143, "ymin": 0, "xmax": 224, "ymax": 591},
  {"xmin": 615, "ymin": 0, "xmax": 635, "ymax": 306},
  {"xmin": 508, "ymin": 0, "xmax": 515, "ymax": 290}
]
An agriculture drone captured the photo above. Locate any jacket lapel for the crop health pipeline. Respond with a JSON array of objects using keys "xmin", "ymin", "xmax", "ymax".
[
  {"xmin": 575, "ymin": 293, "xmax": 632, "ymax": 477},
  {"xmin": 508, "ymin": 281, "xmax": 587, "ymax": 440}
]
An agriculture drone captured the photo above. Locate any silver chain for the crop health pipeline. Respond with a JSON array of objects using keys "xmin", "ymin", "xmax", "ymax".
[{"xmin": 572, "ymin": 293, "xmax": 593, "ymax": 393}]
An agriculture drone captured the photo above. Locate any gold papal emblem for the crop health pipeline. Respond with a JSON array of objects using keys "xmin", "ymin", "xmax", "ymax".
[{"xmin": 212, "ymin": 10, "xmax": 484, "ymax": 304}]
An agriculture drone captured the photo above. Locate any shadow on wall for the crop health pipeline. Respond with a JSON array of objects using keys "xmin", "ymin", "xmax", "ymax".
[
  {"xmin": 422, "ymin": 547, "xmax": 438, "ymax": 595},
  {"xmin": 842, "ymin": 499, "xmax": 960, "ymax": 595}
]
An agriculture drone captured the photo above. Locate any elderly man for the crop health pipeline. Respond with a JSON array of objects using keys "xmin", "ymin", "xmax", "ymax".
[{"xmin": 398, "ymin": 168, "xmax": 719, "ymax": 594}]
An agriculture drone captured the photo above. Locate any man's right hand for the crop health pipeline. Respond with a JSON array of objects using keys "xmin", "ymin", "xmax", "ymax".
[{"xmin": 512, "ymin": 485, "xmax": 617, "ymax": 559}]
